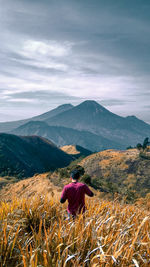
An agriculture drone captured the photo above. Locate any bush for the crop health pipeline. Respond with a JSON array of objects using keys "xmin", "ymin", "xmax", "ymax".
[
  {"xmin": 139, "ymin": 152, "xmax": 150, "ymax": 160},
  {"xmin": 58, "ymin": 168, "xmax": 70, "ymax": 178},
  {"xmin": 136, "ymin": 143, "xmax": 143, "ymax": 150},
  {"xmin": 81, "ymin": 174, "xmax": 91, "ymax": 185},
  {"xmin": 57, "ymin": 165, "xmax": 85, "ymax": 179},
  {"xmin": 126, "ymin": 146, "xmax": 133, "ymax": 150}
]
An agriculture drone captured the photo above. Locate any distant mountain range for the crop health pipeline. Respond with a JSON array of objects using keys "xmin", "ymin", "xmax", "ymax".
[
  {"xmin": 45, "ymin": 101, "xmax": 150, "ymax": 147},
  {"xmin": 11, "ymin": 121, "xmax": 122, "ymax": 151},
  {"xmin": 0, "ymin": 133, "xmax": 73, "ymax": 177},
  {"xmin": 0, "ymin": 104, "xmax": 73, "ymax": 132},
  {"xmin": 0, "ymin": 100, "xmax": 150, "ymax": 150}
]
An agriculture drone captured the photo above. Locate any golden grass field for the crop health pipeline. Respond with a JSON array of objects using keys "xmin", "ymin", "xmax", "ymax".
[{"xmin": 0, "ymin": 181, "xmax": 150, "ymax": 267}]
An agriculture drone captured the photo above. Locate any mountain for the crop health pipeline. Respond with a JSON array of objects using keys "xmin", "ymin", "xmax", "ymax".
[
  {"xmin": 11, "ymin": 121, "xmax": 123, "ymax": 151},
  {"xmin": 1, "ymin": 100, "xmax": 150, "ymax": 149},
  {"xmin": 31, "ymin": 103, "xmax": 73, "ymax": 121},
  {"xmin": 0, "ymin": 133, "xmax": 73, "ymax": 178},
  {"xmin": 60, "ymin": 145, "xmax": 92, "ymax": 158},
  {"xmin": 0, "ymin": 104, "xmax": 73, "ymax": 132},
  {"xmin": 45, "ymin": 100, "xmax": 150, "ymax": 147}
]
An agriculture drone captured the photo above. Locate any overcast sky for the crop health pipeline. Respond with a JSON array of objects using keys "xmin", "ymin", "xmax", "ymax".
[{"xmin": 0, "ymin": 0, "xmax": 150, "ymax": 123}]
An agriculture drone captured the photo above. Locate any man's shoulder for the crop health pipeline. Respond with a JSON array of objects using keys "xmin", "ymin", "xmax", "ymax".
[
  {"xmin": 64, "ymin": 183, "xmax": 72, "ymax": 189},
  {"xmin": 64, "ymin": 182, "xmax": 87, "ymax": 189},
  {"xmin": 77, "ymin": 182, "xmax": 87, "ymax": 188}
]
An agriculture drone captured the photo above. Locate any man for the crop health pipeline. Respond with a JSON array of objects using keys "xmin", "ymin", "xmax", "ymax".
[{"xmin": 60, "ymin": 169, "xmax": 94, "ymax": 218}]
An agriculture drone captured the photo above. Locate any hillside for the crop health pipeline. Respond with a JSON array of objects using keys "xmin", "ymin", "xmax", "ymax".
[
  {"xmin": 61, "ymin": 144, "xmax": 92, "ymax": 158},
  {"xmin": 0, "ymin": 175, "xmax": 150, "ymax": 266},
  {"xmin": 80, "ymin": 148, "xmax": 150, "ymax": 198},
  {"xmin": 0, "ymin": 133, "xmax": 73, "ymax": 178},
  {"xmin": 0, "ymin": 173, "xmax": 62, "ymax": 201},
  {"xmin": 11, "ymin": 121, "xmax": 122, "ymax": 151},
  {"xmin": 45, "ymin": 100, "xmax": 150, "ymax": 148}
]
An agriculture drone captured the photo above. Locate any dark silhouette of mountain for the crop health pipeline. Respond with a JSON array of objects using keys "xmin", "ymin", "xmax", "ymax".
[
  {"xmin": 0, "ymin": 104, "xmax": 73, "ymax": 132},
  {"xmin": 61, "ymin": 145, "xmax": 92, "ymax": 158},
  {"xmin": 0, "ymin": 133, "xmax": 73, "ymax": 177},
  {"xmin": 11, "ymin": 121, "xmax": 123, "ymax": 151},
  {"xmin": 45, "ymin": 100, "xmax": 150, "ymax": 147}
]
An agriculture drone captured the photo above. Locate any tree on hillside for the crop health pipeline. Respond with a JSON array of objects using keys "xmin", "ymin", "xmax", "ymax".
[
  {"xmin": 136, "ymin": 137, "xmax": 150, "ymax": 151},
  {"xmin": 136, "ymin": 143, "xmax": 143, "ymax": 150},
  {"xmin": 143, "ymin": 137, "xmax": 150, "ymax": 150},
  {"xmin": 126, "ymin": 146, "xmax": 133, "ymax": 150}
]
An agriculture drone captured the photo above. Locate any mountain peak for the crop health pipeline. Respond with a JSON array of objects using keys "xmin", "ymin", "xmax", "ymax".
[
  {"xmin": 80, "ymin": 100, "xmax": 100, "ymax": 106},
  {"xmin": 77, "ymin": 100, "xmax": 109, "ymax": 113}
]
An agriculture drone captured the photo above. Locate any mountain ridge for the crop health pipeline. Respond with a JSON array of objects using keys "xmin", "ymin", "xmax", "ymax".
[
  {"xmin": 0, "ymin": 104, "xmax": 74, "ymax": 132},
  {"xmin": 11, "ymin": 120, "xmax": 123, "ymax": 151},
  {"xmin": 44, "ymin": 100, "xmax": 150, "ymax": 147},
  {"xmin": 0, "ymin": 100, "xmax": 150, "ymax": 149},
  {"xmin": 0, "ymin": 133, "xmax": 73, "ymax": 178}
]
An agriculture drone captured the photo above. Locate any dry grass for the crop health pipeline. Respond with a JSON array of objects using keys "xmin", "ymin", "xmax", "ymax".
[
  {"xmin": 0, "ymin": 173, "xmax": 61, "ymax": 202},
  {"xmin": 0, "ymin": 194, "xmax": 150, "ymax": 267},
  {"xmin": 80, "ymin": 148, "xmax": 150, "ymax": 198},
  {"xmin": 61, "ymin": 145, "xmax": 80, "ymax": 155}
]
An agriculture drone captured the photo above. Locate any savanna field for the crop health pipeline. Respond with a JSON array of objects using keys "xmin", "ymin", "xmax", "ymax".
[{"xmin": 0, "ymin": 193, "xmax": 150, "ymax": 267}]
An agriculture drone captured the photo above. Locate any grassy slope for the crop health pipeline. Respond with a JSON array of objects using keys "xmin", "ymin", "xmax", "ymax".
[
  {"xmin": 1, "ymin": 147, "xmax": 150, "ymax": 266},
  {"xmin": 0, "ymin": 174, "xmax": 150, "ymax": 266},
  {"xmin": 80, "ymin": 148, "xmax": 150, "ymax": 197},
  {"xmin": 2, "ymin": 147, "xmax": 150, "ymax": 201},
  {"xmin": 60, "ymin": 145, "xmax": 92, "ymax": 158},
  {"xmin": 0, "ymin": 173, "xmax": 62, "ymax": 201}
]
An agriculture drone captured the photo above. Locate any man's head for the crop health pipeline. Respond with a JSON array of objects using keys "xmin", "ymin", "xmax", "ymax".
[{"xmin": 70, "ymin": 169, "xmax": 80, "ymax": 181}]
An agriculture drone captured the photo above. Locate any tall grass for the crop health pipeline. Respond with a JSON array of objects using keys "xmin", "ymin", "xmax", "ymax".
[{"xmin": 0, "ymin": 195, "xmax": 150, "ymax": 266}]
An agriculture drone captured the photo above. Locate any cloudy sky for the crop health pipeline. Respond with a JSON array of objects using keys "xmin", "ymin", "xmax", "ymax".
[{"xmin": 0, "ymin": 0, "xmax": 150, "ymax": 122}]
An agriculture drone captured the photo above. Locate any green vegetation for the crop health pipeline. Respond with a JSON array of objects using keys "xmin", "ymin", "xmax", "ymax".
[{"xmin": 136, "ymin": 137, "xmax": 150, "ymax": 151}]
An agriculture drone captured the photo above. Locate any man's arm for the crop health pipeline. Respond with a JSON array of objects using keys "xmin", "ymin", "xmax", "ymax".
[
  {"xmin": 60, "ymin": 187, "xmax": 67, "ymax": 203},
  {"xmin": 84, "ymin": 184, "xmax": 94, "ymax": 197}
]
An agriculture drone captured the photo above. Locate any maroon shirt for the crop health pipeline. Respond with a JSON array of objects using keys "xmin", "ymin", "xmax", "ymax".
[{"xmin": 61, "ymin": 182, "xmax": 93, "ymax": 215}]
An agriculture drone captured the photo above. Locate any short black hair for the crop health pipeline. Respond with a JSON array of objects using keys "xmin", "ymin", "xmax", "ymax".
[{"xmin": 70, "ymin": 169, "xmax": 80, "ymax": 180}]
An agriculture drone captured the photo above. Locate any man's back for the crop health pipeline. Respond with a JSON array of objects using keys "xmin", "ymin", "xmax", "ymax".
[{"xmin": 61, "ymin": 181, "xmax": 93, "ymax": 216}]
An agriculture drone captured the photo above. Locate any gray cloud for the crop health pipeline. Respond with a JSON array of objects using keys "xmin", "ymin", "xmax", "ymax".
[
  {"xmin": 99, "ymin": 99, "xmax": 135, "ymax": 107},
  {"xmin": 0, "ymin": 0, "xmax": 150, "ymax": 123}
]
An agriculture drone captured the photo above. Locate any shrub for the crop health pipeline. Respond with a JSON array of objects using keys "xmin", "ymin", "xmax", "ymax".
[
  {"xmin": 136, "ymin": 143, "xmax": 143, "ymax": 150},
  {"xmin": 81, "ymin": 174, "xmax": 91, "ymax": 185}
]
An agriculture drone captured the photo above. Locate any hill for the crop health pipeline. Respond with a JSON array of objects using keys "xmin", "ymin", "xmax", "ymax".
[
  {"xmin": 11, "ymin": 121, "xmax": 122, "ymax": 151},
  {"xmin": 80, "ymin": 148, "xmax": 150, "ymax": 198},
  {"xmin": 45, "ymin": 100, "xmax": 150, "ymax": 148},
  {"xmin": 61, "ymin": 144, "xmax": 92, "ymax": 158},
  {"xmin": 0, "ymin": 173, "xmax": 62, "ymax": 201},
  {"xmin": 0, "ymin": 175, "xmax": 149, "ymax": 266},
  {"xmin": 0, "ymin": 133, "xmax": 73, "ymax": 178},
  {"xmin": 0, "ymin": 103, "xmax": 73, "ymax": 132}
]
